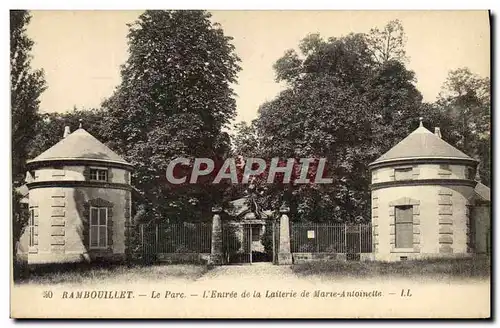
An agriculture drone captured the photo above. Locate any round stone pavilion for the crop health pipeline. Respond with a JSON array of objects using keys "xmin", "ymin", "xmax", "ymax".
[
  {"xmin": 368, "ymin": 119, "xmax": 485, "ymax": 261},
  {"xmin": 18, "ymin": 124, "xmax": 133, "ymax": 265}
]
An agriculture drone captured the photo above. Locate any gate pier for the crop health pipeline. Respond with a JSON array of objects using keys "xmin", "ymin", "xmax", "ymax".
[
  {"xmin": 277, "ymin": 204, "xmax": 293, "ymax": 265},
  {"xmin": 209, "ymin": 206, "xmax": 224, "ymax": 265}
]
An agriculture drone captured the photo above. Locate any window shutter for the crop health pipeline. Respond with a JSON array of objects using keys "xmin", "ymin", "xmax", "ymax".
[
  {"xmin": 107, "ymin": 168, "xmax": 113, "ymax": 182},
  {"xmin": 82, "ymin": 203, "xmax": 90, "ymax": 247},
  {"xmin": 395, "ymin": 206, "xmax": 413, "ymax": 248},
  {"xmin": 86, "ymin": 199, "xmax": 114, "ymax": 250},
  {"xmin": 83, "ymin": 166, "xmax": 90, "ymax": 181},
  {"xmin": 107, "ymin": 207, "xmax": 113, "ymax": 248},
  {"xmin": 90, "ymin": 208, "xmax": 99, "ymax": 225},
  {"xmin": 33, "ymin": 208, "xmax": 39, "ymax": 226},
  {"xmin": 466, "ymin": 167, "xmax": 475, "ymax": 180},
  {"xmin": 90, "ymin": 226, "xmax": 99, "ymax": 248},
  {"xmin": 395, "ymin": 206, "xmax": 413, "ymax": 223},
  {"xmin": 124, "ymin": 194, "xmax": 131, "ymax": 221},
  {"xmin": 396, "ymin": 223, "xmax": 413, "ymax": 248}
]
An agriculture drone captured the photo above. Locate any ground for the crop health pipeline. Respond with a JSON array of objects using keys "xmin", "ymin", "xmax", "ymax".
[
  {"xmin": 15, "ymin": 264, "xmax": 209, "ymax": 285},
  {"xmin": 11, "ymin": 260, "xmax": 491, "ymax": 318},
  {"xmin": 292, "ymin": 257, "xmax": 491, "ymax": 279}
]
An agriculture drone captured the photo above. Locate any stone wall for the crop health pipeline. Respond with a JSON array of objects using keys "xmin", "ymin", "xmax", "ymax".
[
  {"xmin": 19, "ymin": 186, "xmax": 130, "ymax": 264},
  {"xmin": 372, "ymin": 184, "xmax": 475, "ymax": 261},
  {"xmin": 372, "ymin": 163, "xmax": 473, "ymax": 184},
  {"xmin": 471, "ymin": 205, "xmax": 491, "ymax": 254},
  {"xmin": 33, "ymin": 166, "xmax": 129, "ymax": 184}
]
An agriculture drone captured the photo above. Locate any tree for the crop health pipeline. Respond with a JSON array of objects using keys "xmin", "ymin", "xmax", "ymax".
[
  {"xmin": 28, "ymin": 107, "xmax": 109, "ymax": 159},
  {"xmin": 102, "ymin": 10, "xmax": 241, "ymax": 222},
  {"xmin": 11, "ymin": 10, "xmax": 46, "ymax": 263},
  {"xmin": 366, "ymin": 19, "xmax": 407, "ymax": 65},
  {"xmin": 11, "ymin": 10, "xmax": 46, "ymax": 185},
  {"xmin": 363, "ymin": 60, "xmax": 423, "ymax": 156},
  {"xmin": 251, "ymin": 24, "xmax": 422, "ymax": 223},
  {"xmin": 254, "ymin": 78, "xmax": 374, "ymax": 222},
  {"xmin": 254, "ymin": 34, "xmax": 374, "ymax": 222},
  {"xmin": 274, "ymin": 32, "xmax": 374, "ymax": 89},
  {"xmin": 434, "ymin": 68, "xmax": 491, "ymax": 185},
  {"xmin": 231, "ymin": 121, "xmax": 259, "ymax": 157}
]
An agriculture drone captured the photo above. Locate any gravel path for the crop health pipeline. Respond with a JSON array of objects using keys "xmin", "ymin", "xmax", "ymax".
[{"xmin": 198, "ymin": 262, "xmax": 295, "ymax": 281}]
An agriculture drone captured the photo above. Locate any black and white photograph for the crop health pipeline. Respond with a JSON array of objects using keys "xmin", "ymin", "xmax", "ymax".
[{"xmin": 10, "ymin": 9, "xmax": 491, "ymax": 318}]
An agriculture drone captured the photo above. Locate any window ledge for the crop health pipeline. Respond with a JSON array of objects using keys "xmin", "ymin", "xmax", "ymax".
[
  {"xmin": 28, "ymin": 246, "xmax": 38, "ymax": 254},
  {"xmin": 391, "ymin": 248, "xmax": 416, "ymax": 253},
  {"xmin": 89, "ymin": 248, "xmax": 113, "ymax": 253}
]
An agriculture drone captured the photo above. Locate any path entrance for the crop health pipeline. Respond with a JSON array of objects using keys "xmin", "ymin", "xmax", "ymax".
[
  {"xmin": 198, "ymin": 261, "xmax": 294, "ymax": 282},
  {"xmin": 222, "ymin": 221, "xmax": 276, "ymax": 265}
]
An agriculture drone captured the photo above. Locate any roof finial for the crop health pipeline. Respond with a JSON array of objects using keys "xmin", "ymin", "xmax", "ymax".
[
  {"xmin": 63, "ymin": 126, "xmax": 71, "ymax": 139},
  {"xmin": 419, "ymin": 117, "xmax": 423, "ymax": 127},
  {"xmin": 79, "ymin": 119, "xmax": 83, "ymax": 129}
]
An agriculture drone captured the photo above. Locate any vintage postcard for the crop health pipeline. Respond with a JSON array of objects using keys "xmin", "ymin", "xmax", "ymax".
[{"xmin": 10, "ymin": 10, "xmax": 491, "ymax": 319}]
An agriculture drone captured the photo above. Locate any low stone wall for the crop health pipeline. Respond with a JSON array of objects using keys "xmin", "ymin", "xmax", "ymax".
[
  {"xmin": 359, "ymin": 253, "xmax": 375, "ymax": 261},
  {"xmin": 376, "ymin": 252, "xmax": 474, "ymax": 262},
  {"xmin": 156, "ymin": 253, "xmax": 210, "ymax": 264},
  {"xmin": 293, "ymin": 252, "xmax": 375, "ymax": 263},
  {"xmin": 17, "ymin": 251, "xmax": 127, "ymax": 265}
]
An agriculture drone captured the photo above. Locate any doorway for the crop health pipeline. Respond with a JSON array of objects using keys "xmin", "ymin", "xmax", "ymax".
[{"xmin": 222, "ymin": 222, "xmax": 272, "ymax": 264}]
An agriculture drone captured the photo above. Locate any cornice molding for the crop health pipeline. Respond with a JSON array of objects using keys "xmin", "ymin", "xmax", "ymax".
[
  {"xmin": 27, "ymin": 180, "xmax": 132, "ymax": 191},
  {"xmin": 26, "ymin": 158, "xmax": 133, "ymax": 170},
  {"xmin": 369, "ymin": 158, "xmax": 478, "ymax": 170},
  {"xmin": 370, "ymin": 179, "xmax": 477, "ymax": 191}
]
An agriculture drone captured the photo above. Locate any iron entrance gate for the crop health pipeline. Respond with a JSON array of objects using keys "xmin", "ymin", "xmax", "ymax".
[{"xmin": 222, "ymin": 223, "xmax": 252, "ymax": 264}]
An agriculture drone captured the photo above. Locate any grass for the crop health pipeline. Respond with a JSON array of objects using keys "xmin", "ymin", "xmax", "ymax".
[
  {"xmin": 292, "ymin": 256, "xmax": 491, "ymax": 279},
  {"xmin": 14, "ymin": 256, "xmax": 491, "ymax": 285},
  {"xmin": 15, "ymin": 263, "xmax": 211, "ymax": 285}
]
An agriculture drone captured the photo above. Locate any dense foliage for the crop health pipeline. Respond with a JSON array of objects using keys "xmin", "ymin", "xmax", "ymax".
[
  {"xmin": 22, "ymin": 16, "xmax": 491, "ymax": 228},
  {"xmin": 234, "ymin": 21, "xmax": 423, "ymax": 222},
  {"xmin": 11, "ymin": 10, "xmax": 46, "ymax": 257},
  {"xmin": 11, "ymin": 10, "xmax": 46, "ymax": 184},
  {"xmin": 101, "ymin": 10, "xmax": 241, "ymax": 223},
  {"xmin": 233, "ymin": 20, "xmax": 490, "ymax": 223},
  {"xmin": 28, "ymin": 107, "xmax": 109, "ymax": 159},
  {"xmin": 429, "ymin": 68, "xmax": 491, "ymax": 186}
]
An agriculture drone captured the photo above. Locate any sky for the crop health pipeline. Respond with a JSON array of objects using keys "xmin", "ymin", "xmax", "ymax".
[{"xmin": 27, "ymin": 10, "xmax": 490, "ymax": 126}]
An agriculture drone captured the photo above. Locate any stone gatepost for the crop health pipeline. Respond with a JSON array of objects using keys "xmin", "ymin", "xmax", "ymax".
[
  {"xmin": 278, "ymin": 204, "xmax": 293, "ymax": 265},
  {"xmin": 209, "ymin": 205, "xmax": 224, "ymax": 265}
]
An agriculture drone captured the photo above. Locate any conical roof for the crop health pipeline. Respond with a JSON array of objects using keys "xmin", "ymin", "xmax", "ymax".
[
  {"xmin": 370, "ymin": 121, "xmax": 476, "ymax": 167},
  {"xmin": 473, "ymin": 182, "xmax": 490, "ymax": 202},
  {"xmin": 27, "ymin": 128, "xmax": 131, "ymax": 167}
]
